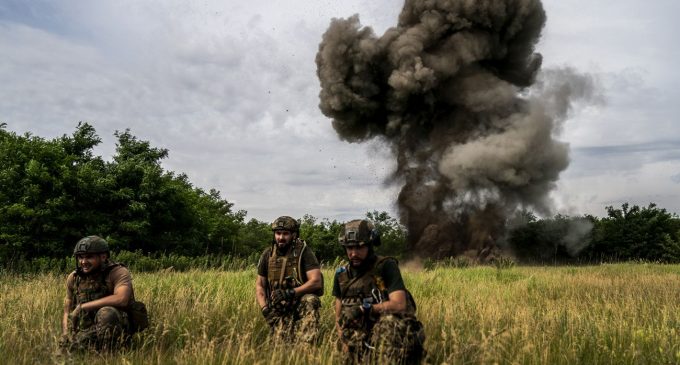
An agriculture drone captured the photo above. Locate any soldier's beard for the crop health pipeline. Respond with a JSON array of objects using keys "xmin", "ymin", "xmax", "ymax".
[
  {"xmin": 275, "ymin": 240, "xmax": 291, "ymax": 253},
  {"xmin": 349, "ymin": 249, "xmax": 376, "ymax": 270}
]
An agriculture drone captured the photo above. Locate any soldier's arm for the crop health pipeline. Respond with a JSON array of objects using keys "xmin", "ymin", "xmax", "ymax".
[
  {"xmin": 256, "ymin": 275, "xmax": 268, "ymax": 309},
  {"xmin": 293, "ymin": 268, "xmax": 322, "ymax": 297},
  {"xmin": 80, "ymin": 266, "xmax": 133, "ymax": 312},
  {"xmin": 79, "ymin": 283, "xmax": 132, "ymax": 312},
  {"xmin": 62, "ymin": 274, "xmax": 75, "ymax": 335},
  {"xmin": 62, "ymin": 296, "xmax": 73, "ymax": 335},
  {"xmin": 372, "ymin": 289, "xmax": 407, "ymax": 314}
]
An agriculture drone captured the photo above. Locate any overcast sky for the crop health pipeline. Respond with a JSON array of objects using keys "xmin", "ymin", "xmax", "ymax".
[{"xmin": 1, "ymin": 0, "xmax": 679, "ymax": 223}]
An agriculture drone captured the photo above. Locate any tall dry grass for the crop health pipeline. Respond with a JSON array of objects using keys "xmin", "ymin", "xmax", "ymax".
[{"xmin": 0, "ymin": 264, "xmax": 678, "ymax": 364}]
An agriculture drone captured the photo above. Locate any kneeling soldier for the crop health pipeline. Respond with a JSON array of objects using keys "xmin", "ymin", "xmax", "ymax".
[
  {"xmin": 61, "ymin": 236, "xmax": 148, "ymax": 352},
  {"xmin": 333, "ymin": 219, "xmax": 425, "ymax": 364},
  {"xmin": 256, "ymin": 216, "xmax": 324, "ymax": 343}
]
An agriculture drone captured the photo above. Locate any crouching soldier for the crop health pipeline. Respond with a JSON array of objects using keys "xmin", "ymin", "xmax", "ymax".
[
  {"xmin": 60, "ymin": 236, "xmax": 148, "ymax": 352},
  {"xmin": 255, "ymin": 216, "xmax": 324, "ymax": 343},
  {"xmin": 334, "ymin": 220, "xmax": 425, "ymax": 364}
]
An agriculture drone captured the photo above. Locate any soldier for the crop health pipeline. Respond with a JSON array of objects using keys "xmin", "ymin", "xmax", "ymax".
[
  {"xmin": 333, "ymin": 219, "xmax": 425, "ymax": 364},
  {"xmin": 255, "ymin": 216, "xmax": 324, "ymax": 343},
  {"xmin": 60, "ymin": 236, "xmax": 148, "ymax": 351}
]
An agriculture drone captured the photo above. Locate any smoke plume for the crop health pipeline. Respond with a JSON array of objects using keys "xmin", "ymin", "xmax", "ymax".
[{"xmin": 316, "ymin": 0, "xmax": 597, "ymax": 258}]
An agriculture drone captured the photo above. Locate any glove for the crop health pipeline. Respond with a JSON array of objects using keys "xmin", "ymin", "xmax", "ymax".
[
  {"xmin": 341, "ymin": 305, "xmax": 364, "ymax": 328},
  {"xmin": 271, "ymin": 288, "xmax": 295, "ymax": 305},
  {"xmin": 261, "ymin": 306, "xmax": 277, "ymax": 327}
]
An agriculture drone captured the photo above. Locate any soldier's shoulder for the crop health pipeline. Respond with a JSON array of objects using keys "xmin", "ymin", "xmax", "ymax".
[
  {"xmin": 377, "ymin": 255, "xmax": 399, "ymax": 266},
  {"xmin": 260, "ymin": 246, "xmax": 273, "ymax": 259},
  {"xmin": 334, "ymin": 263, "xmax": 349, "ymax": 278},
  {"xmin": 107, "ymin": 263, "xmax": 132, "ymax": 280},
  {"xmin": 66, "ymin": 271, "xmax": 77, "ymax": 284}
]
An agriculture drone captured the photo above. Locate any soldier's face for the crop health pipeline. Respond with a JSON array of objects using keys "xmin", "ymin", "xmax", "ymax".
[
  {"xmin": 274, "ymin": 230, "xmax": 294, "ymax": 249},
  {"xmin": 346, "ymin": 245, "xmax": 369, "ymax": 267},
  {"xmin": 76, "ymin": 253, "xmax": 107, "ymax": 273}
]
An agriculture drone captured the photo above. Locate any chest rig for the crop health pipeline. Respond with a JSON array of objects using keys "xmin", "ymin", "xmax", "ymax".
[
  {"xmin": 337, "ymin": 256, "xmax": 416, "ymax": 314},
  {"xmin": 71, "ymin": 262, "xmax": 123, "ymax": 329},
  {"xmin": 73, "ymin": 262, "xmax": 121, "ymax": 305},
  {"xmin": 267, "ymin": 239, "xmax": 307, "ymax": 291},
  {"xmin": 338, "ymin": 256, "xmax": 390, "ymax": 306}
]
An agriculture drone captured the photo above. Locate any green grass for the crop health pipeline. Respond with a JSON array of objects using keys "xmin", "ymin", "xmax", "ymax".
[{"xmin": 1, "ymin": 263, "xmax": 678, "ymax": 364}]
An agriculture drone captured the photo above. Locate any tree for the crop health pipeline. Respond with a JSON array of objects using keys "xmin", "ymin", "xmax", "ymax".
[
  {"xmin": 366, "ymin": 211, "xmax": 407, "ymax": 257},
  {"xmin": 584, "ymin": 203, "xmax": 680, "ymax": 262},
  {"xmin": 0, "ymin": 123, "xmax": 248, "ymax": 261}
]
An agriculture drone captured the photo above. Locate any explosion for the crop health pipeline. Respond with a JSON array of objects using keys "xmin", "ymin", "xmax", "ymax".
[{"xmin": 316, "ymin": 0, "xmax": 597, "ymax": 259}]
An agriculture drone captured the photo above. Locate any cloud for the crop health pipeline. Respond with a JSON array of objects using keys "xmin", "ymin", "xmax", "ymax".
[{"xmin": 0, "ymin": 0, "xmax": 679, "ymax": 226}]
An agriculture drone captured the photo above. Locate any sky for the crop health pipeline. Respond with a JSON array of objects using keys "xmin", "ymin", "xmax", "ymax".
[{"xmin": 1, "ymin": 0, "xmax": 679, "ymax": 223}]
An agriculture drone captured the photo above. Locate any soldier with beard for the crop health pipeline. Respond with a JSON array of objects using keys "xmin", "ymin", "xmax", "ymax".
[
  {"xmin": 333, "ymin": 219, "xmax": 425, "ymax": 364},
  {"xmin": 60, "ymin": 236, "xmax": 147, "ymax": 352},
  {"xmin": 255, "ymin": 216, "xmax": 324, "ymax": 343}
]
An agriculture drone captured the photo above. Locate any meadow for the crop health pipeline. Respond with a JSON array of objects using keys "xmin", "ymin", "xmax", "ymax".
[{"xmin": 0, "ymin": 263, "xmax": 678, "ymax": 364}]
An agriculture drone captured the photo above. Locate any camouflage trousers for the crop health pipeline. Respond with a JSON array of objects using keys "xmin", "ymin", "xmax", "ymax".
[
  {"xmin": 341, "ymin": 314, "xmax": 425, "ymax": 364},
  {"xmin": 62, "ymin": 306, "xmax": 130, "ymax": 352},
  {"xmin": 268, "ymin": 294, "xmax": 321, "ymax": 344}
]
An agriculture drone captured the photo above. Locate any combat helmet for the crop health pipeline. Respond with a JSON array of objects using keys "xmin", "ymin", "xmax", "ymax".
[
  {"xmin": 271, "ymin": 216, "xmax": 299, "ymax": 233},
  {"xmin": 338, "ymin": 219, "xmax": 381, "ymax": 247},
  {"xmin": 73, "ymin": 235, "xmax": 110, "ymax": 256}
]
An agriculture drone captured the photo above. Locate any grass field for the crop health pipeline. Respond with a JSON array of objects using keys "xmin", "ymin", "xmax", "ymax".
[{"xmin": 0, "ymin": 263, "xmax": 678, "ymax": 364}]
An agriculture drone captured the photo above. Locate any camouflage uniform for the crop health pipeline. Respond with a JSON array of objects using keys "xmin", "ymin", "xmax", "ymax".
[
  {"xmin": 61, "ymin": 236, "xmax": 147, "ymax": 352},
  {"xmin": 258, "ymin": 216, "xmax": 323, "ymax": 343},
  {"xmin": 335, "ymin": 220, "xmax": 425, "ymax": 364},
  {"xmin": 262, "ymin": 238, "xmax": 322, "ymax": 343},
  {"xmin": 63, "ymin": 262, "xmax": 132, "ymax": 351},
  {"xmin": 336, "ymin": 257, "xmax": 425, "ymax": 364}
]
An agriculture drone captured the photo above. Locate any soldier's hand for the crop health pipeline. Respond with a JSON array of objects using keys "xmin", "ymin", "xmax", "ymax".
[
  {"xmin": 58, "ymin": 334, "xmax": 70, "ymax": 348},
  {"xmin": 341, "ymin": 305, "xmax": 364, "ymax": 327},
  {"xmin": 271, "ymin": 288, "xmax": 295, "ymax": 304},
  {"xmin": 69, "ymin": 303, "xmax": 83, "ymax": 319},
  {"xmin": 261, "ymin": 306, "xmax": 277, "ymax": 327}
]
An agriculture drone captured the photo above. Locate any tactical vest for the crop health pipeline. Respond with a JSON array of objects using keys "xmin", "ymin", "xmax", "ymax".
[
  {"xmin": 267, "ymin": 239, "xmax": 307, "ymax": 291},
  {"xmin": 337, "ymin": 256, "xmax": 416, "ymax": 314},
  {"xmin": 70, "ymin": 262, "xmax": 128, "ymax": 329},
  {"xmin": 73, "ymin": 262, "xmax": 124, "ymax": 306}
]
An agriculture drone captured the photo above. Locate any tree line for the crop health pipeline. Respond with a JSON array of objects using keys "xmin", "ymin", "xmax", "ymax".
[{"xmin": 1, "ymin": 123, "xmax": 679, "ymax": 267}]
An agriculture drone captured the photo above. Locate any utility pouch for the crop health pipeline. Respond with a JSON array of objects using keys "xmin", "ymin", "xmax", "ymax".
[{"xmin": 128, "ymin": 300, "xmax": 149, "ymax": 333}]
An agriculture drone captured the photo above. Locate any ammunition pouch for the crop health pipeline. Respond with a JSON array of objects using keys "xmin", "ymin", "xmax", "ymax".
[{"xmin": 127, "ymin": 300, "xmax": 149, "ymax": 333}]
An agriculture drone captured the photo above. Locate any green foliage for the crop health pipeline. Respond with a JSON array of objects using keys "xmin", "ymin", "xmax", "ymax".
[
  {"xmin": 366, "ymin": 210, "xmax": 407, "ymax": 257},
  {"xmin": 584, "ymin": 203, "xmax": 680, "ymax": 262},
  {"xmin": 299, "ymin": 214, "xmax": 343, "ymax": 261},
  {"xmin": 0, "ymin": 251, "xmax": 257, "ymax": 274},
  {"xmin": 507, "ymin": 215, "xmax": 593, "ymax": 263},
  {"xmin": 3, "ymin": 123, "xmax": 679, "ymax": 266},
  {"xmin": 0, "ymin": 123, "xmax": 246, "ymax": 261},
  {"xmin": 507, "ymin": 203, "xmax": 680, "ymax": 263}
]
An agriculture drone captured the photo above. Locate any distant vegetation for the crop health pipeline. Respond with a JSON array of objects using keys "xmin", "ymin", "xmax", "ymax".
[{"xmin": 1, "ymin": 123, "xmax": 679, "ymax": 270}]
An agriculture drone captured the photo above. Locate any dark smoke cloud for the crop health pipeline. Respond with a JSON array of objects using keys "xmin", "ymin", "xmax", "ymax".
[{"xmin": 316, "ymin": 0, "xmax": 597, "ymax": 258}]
